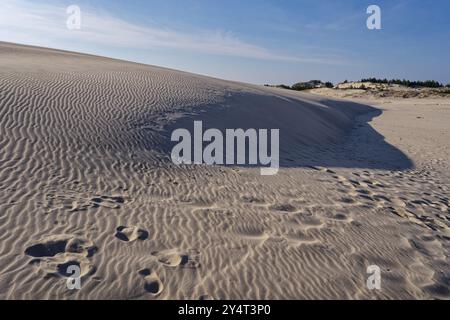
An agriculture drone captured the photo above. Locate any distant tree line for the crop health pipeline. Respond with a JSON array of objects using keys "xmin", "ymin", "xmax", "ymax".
[
  {"xmin": 265, "ymin": 80, "xmax": 334, "ymax": 91},
  {"xmin": 360, "ymin": 78, "xmax": 444, "ymax": 88},
  {"xmin": 264, "ymin": 79, "xmax": 449, "ymax": 90}
]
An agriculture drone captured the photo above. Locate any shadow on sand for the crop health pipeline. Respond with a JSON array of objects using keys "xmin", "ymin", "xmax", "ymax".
[
  {"xmin": 161, "ymin": 95, "xmax": 414, "ymax": 172},
  {"xmin": 282, "ymin": 99, "xmax": 414, "ymax": 171}
]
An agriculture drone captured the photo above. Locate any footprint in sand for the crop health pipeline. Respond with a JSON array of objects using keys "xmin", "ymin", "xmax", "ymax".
[
  {"xmin": 235, "ymin": 224, "xmax": 270, "ymax": 242},
  {"xmin": 269, "ymin": 203, "xmax": 297, "ymax": 213},
  {"xmin": 193, "ymin": 207, "xmax": 235, "ymax": 219},
  {"xmin": 46, "ymin": 192, "xmax": 127, "ymax": 212},
  {"xmin": 293, "ymin": 212, "xmax": 325, "ymax": 229},
  {"xmin": 309, "ymin": 166, "xmax": 336, "ymax": 174},
  {"xmin": 339, "ymin": 196, "xmax": 358, "ymax": 204},
  {"xmin": 25, "ymin": 235, "xmax": 97, "ymax": 278},
  {"xmin": 152, "ymin": 249, "xmax": 185, "ymax": 267},
  {"xmin": 241, "ymin": 195, "xmax": 266, "ymax": 205},
  {"xmin": 138, "ymin": 269, "xmax": 164, "ymax": 296},
  {"xmin": 151, "ymin": 248, "xmax": 201, "ymax": 269},
  {"xmin": 115, "ymin": 226, "xmax": 149, "ymax": 242},
  {"xmin": 391, "ymin": 198, "xmax": 407, "ymax": 208},
  {"xmin": 90, "ymin": 196, "xmax": 126, "ymax": 209},
  {"xmin": 373, "ymin": 194, "xmax": 391, "ymax": 203},
  {"xmin": 285, "ymin": 230, "xmax": 320, "ymax": 247},
  {"xmin": 330, "ymin": 213, "xmax": 350, "ymax": 221}
]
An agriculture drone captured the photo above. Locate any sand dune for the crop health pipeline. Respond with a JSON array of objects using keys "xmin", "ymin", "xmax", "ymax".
[{"xmin": 0, "ymin": 42, "xmax": 448, "ymax": 299}]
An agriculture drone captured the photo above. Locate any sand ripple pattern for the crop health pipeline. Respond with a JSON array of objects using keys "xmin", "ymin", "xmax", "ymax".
[{"xmin": 0, "ymin": 43, "xmax": 448, "ymax": 299}]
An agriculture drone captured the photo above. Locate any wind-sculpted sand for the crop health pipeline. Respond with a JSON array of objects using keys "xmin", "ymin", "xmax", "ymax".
[{"xmin": 0, "ymin": 42, "xmax": 448, "ymax": 299}]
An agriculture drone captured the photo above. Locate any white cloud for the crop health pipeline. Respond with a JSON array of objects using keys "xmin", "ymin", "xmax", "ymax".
[{"xmin": 0, "ymin": 0, "xmax": 340, "ymax": 64}]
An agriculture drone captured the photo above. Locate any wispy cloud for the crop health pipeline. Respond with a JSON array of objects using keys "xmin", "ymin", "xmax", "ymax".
[{"xmin": 0, "ymin": 0, "xmax": 341, "ymax": 64}]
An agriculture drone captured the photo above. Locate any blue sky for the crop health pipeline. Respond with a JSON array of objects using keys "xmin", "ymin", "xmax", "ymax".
[{"xmin": 1, "ymin": 0, "xmax": 449, "ymax": 85}]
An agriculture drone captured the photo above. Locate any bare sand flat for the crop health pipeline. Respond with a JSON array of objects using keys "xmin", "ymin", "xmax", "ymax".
[{"xmin": 0, "ymin": 42, "xmax": 448, "ymax": 299}]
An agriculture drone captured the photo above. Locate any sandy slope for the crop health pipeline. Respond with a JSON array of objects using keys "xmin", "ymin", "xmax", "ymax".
[{"xmin": 0, "ymin": 42, "xmax": 448, "ymax": 299}]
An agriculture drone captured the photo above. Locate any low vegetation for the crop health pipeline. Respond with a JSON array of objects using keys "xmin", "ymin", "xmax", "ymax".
[
  {"xmin": 265, "ymin": 80, "xmax": 334, "ymax": 91},
  {"xmin": 360, "ymin": 78, "xmax": 444, "ymax": 88}
]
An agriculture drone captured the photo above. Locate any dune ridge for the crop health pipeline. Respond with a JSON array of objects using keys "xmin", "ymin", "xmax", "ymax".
[{"xmin": 0, "ymin": 42, "xmax": 448, "ymax": 299}]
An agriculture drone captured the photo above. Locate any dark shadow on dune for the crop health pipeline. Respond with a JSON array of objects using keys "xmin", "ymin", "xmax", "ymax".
[
  {"xmin": 286, "ymin": 108, "xmax": 413, "ymax": 171},
  {"xmin": 284, "ymin": 98, "xmax": 414, "ymax": 171},
  {"xmin": 159, "ymin": 94, "xmax": 414, "ymax": 171}
]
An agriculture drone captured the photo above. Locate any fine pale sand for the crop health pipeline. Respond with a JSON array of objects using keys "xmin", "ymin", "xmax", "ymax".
[{"xmin": 0, "ymin": 42, "xmax": 449, "ymax": 299}]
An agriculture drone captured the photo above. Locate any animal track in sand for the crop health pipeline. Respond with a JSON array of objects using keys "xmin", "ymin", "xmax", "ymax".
[
  {"xmin": 25, "ymin": 235, "xmax": 97, "ymax": 278},
  {"xmin": 138, "ymin": 269, "xmax": 164, "ymax": 296},
  {"xmin": 115, "ymin": 226, "xmax": 149, "ymax": 242}
]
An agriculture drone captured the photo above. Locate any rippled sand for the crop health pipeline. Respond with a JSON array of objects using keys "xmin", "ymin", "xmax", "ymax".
[{"xmin": 0, "ymin": 42, "xmax": 448, "ymax": 299}]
